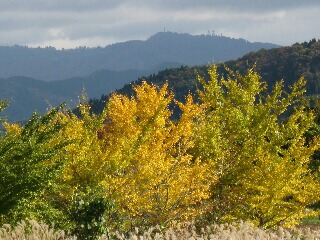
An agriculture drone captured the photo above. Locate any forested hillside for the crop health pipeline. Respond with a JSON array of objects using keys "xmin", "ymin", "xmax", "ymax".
[
  {"xmin": 224, "ymin": 38, "xmax": 320, "ymax": 94},
  {"xmin": 88, "ymin": 39, "xmax": 320, "ymax": 116},
  {"xmin": 0, "ymin": 69, "xmax": 147, "ymax": 122}
]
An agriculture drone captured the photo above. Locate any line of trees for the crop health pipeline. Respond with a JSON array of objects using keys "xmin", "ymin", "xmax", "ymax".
[{"xmin": 0, "ymin": 66, "xmax": 319, "ymax": 238}]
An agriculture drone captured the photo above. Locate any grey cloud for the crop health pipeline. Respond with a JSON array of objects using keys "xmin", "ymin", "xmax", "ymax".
[
  {"xmin": 0, "ymin": 0, "xmax": 122, "ymax": 12},
  {"xmin": 1, "ymin": 0, "xmax": 320, "ymax": 13},
  {"xmin": 0, "ymin": 0, "xmax": 319, "ymax": 48},
  {"xmin": 138, "ymin": 0, "xmax": 320, "ymax": 12}
]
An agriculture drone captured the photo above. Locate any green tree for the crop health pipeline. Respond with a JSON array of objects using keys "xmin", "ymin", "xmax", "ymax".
[
  {"xmin": 0, "ymin": 105, "xmax": 68, "ymax": 223},
  {"xmin": 0, "ymin": 100, "xmax": 9, "ymax": 125},
  {"xmin": 196, "ymin": 66, "xmax": 320, "ymax": 228}
]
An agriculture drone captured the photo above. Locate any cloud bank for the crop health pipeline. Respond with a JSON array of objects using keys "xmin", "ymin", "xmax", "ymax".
[{"xmin": 0, "ymin": 0, "xmax": 319, "ymax": 48}]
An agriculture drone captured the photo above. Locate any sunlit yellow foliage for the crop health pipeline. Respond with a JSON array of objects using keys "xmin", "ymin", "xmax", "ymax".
[
  {"xmin": 196, "ymin": 66, "xmax": 320, "ymax": 228},
  {"xmin": 57, "ymin": 105, "xmax": 107, "ymax": 191},
  {"xmin": 54, "ymin": 82, "xmax": 212, "ymax": 227},
  {"xmin": 28, "ymin": 67, "xmax": 320, "ymax": 230},
  {"xmin": 100, "ymin": 81, "xmax": 213, "ymax": 226},
  {"xmin": 3, "ymin": 123, "xmax": 22, "ymax": 137}
]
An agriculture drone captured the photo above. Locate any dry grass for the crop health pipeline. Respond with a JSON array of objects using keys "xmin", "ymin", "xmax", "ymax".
[
  {"xmin": 1, "ymin": 220, "xmax": 320, "ymax": 239},
  {"xmin": 0, "ymin": 220, "xmax": 75, "ymax": 240},
  {"xmin": 110, "ymin": 221, "xmax": 320, "ymax": 240}
]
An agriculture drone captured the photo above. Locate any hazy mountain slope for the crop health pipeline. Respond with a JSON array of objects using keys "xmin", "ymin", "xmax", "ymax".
[
  {"xmin": 0, "ymin": 32, "xmax": 280, "ymax": 122},
  {"xmin": 0, "ymin": 32, "xmax": 279, "ymax": 81},
  {"xmin": 0, "ymin": 69, "xmax": 147, "ymax": 122}
]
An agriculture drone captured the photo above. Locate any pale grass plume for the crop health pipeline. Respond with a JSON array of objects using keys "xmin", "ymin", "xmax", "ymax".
[
  {"xmin": 107, "ymin": 221, "xmax": 320, "ymax": 240},
  {"xmin": 2, "ymin": 220, "xmax": 320, "ymax": 239},
  {"xmin": 0, "ymin": 219, "xmax": 76, "ymax": 240}
]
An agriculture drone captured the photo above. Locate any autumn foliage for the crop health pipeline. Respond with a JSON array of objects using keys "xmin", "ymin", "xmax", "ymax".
[
  {"xmin": 196, "ymin": 67, "xmax": 320, "ymax": 227},
  {"xmin": 0, "ymin": 66, "xmax": 320, "ymax": 236}
]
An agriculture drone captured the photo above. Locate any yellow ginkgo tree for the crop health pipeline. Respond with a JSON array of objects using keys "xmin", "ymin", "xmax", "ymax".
[
  {"xmin": 196, "ymin": 66, "xmax": 320, "ymax": 228},
  {"xmin": 58, "ymin": 103, "xmax": 108, "ymax": 191},
  {"xmin": 100, "ymin": 81, "xmax": 213, "ymax": 227}
]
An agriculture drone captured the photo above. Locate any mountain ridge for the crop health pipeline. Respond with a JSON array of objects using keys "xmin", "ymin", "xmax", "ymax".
[
  {"xmin": 0, "ymin": 32, "xmax": 280, "ymax": 121},
  {"xmin": 0, "ymin": 69, "xmax": 148, "ymax": 122},
  {"xmin": 0, "ymin": 31, "xmax": 279, "ymax": 81}
]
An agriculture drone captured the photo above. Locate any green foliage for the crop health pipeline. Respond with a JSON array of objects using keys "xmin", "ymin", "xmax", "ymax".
[
  {"xmin": 0, "ymin": 100, "xmax": 9, "ymax": 125},
  {"xmin": 0, "ymin": 100, "xmax": 9, "ymax": 112},
  {"xmin": 0, "ymin": 105, "xmax": 68, "ymax": 223},
  {"xmin": 89, "ymin": 39, "xmax": 320, "ymax": 119},
  {"xmin": 301, "ymin": 215, "xmax": 320, "ymax": 225},
  {"xmin": 1, "ymin": 62, "xmax": 320, "ymax": 232},
  {"xmin": 196, "ymin": 66, "xmax": 320, "ymax": 228},
  {"xmin": 303, "ymin": 96, "xmax": 320, "ymax": 174},
  {"xmin": 224, "ymin": 39, "xmax": 320, "ymax": 95},
  {"xmin": 69, "ymin": 188, "xmax": 116, "ymax": 240}
]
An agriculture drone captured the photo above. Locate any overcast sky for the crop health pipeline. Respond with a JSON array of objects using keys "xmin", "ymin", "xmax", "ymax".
[{"xmin": 0, "ymin": 0, "xmax": 319, "ymax": 49}]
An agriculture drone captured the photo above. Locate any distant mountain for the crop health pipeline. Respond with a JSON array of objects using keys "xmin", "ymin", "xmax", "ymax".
[
  {"xmin": 0, "ymin": 69, "xmax": 147, "ymax": 122},
  {"xmin": 0, "ymin": 32, "xmax": 280, "ymax": 122},
  {"xmin": 0, "ymin": 32, "xmax": 279, "ymax": 81},
  {"xmin": 88, "ymin": 39, "xmax": 320, "ymax": 117}
]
